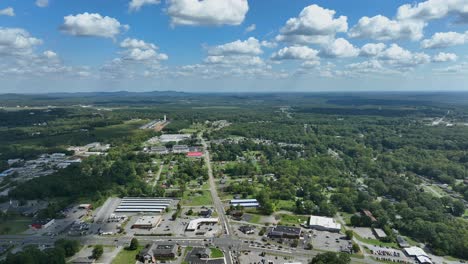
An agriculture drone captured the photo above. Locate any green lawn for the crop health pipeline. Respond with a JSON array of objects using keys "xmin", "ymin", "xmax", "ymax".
[
  {"xmin": 0, "ymin": 216, "xmax": 31, "ymax": 235},
  {"xmin": 182, "ymin": 190, "xmax": 213, "ymax": 206},
  {"xmin": 111, "ymin": 246, "xmax": 143, "ymax": 264},
  {"xmin": 275, "ymin": 200, "xmax": 296, "ymax": 211},
  {"xmin": 354, "ymin": 233, "xmax": 398, "ymax": 248},
  {"xmin": 278, "ymin": 214, "xmax": 308, "ymax": 226},
  {"xmin": 210, "ymin": 248, "xmax": 224, "ymax": 258}
]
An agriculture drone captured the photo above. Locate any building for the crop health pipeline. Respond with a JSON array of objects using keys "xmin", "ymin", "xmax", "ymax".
[
  {"xmin": 239, "ymin": 226, "xmax": 255, "ymax": 234},
  {"xmin": 159, "ymin": 134, "xmax": 191, "ymax": 143},
  {"xmin": 229, "ymin": 199, "xmax": 260, "ymax": 208},
  {"xmin": 150, "ymin": 146, "xmax": 169, "ymax": 155},
  {"xmin": 31, "ymin": 218, "xmax": 55, "ymax": 229},
  {"xmin": 307, "ymin": 215, "xmax": 341, "ymax": 233},
  {"xmin": 78, "ymin": 204, "xmax": 92, "ymax": 210},
  {"xmin": 132, "ymin": 216, "xmax": 161, "ymax": 229},
  {"xmin": 186, "ymin": 218, "xmax": 219, "ymax": 231},
  {"xmin": 403, "ymin": 247, "xmax": 432, "ymax": 264},
  {"xmin": 199, "ymin": 209, "xmax": 213, "ymax": 218},
  {"xmin": 268, "ymin": 225, "xmax": 302, "ymax": 239},
  {"xmin": 172, "ymin": 145, "xmax": 190, "ymax": 153},
  {"xmin": 72, "ymin": 257, "xmax": 95, "ymax": 264},
  {"xmin": 362, "ymin": 210, "xmax": 377, "ymax": 222},
  {"xmin": 397, "ymin": 236, "xmax": 410, "ymax": 248},
  {"xmin": 115, "ymin": 197, "xmax": 172, "ymax": 213},
  {"xmin": 187, "ymin": 152, "xmax": 203, "ymax": 158},
  {"xmin": 373, "ymin": 228, "xmax": 387, "ymax": 239},
  {"xmin": 138, "ymin": 244, "xmax": 178, "ymax": 263}
]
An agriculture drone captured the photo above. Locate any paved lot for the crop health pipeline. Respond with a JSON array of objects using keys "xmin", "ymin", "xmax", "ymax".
[
  {"xmin": 352, "ymin": 227, "xmax": 376, "ymax": 240},
  {"xmin": 237, "ymin": 250, "xmax": 308, "ymax": 264}
]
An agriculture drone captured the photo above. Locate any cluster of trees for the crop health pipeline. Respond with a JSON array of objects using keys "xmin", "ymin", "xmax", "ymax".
[{"xmin": 2, "ymin": 239, "xmax": 80, "ymax": 264}]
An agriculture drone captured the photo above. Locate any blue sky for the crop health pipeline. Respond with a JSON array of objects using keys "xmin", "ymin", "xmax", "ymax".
[{"xmin": 1, "ymin": 0, "xmax": 468, "ymax": 93}]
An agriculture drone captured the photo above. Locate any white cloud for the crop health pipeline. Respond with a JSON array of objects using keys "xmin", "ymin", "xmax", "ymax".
[
  {"xmin": 119, "ymin": 38, "xmax": 168, "ymax": 61},
  {"xmin": 43, "ymin": 50, "xmax": 58, "ymax": 59},
  {"xmin": 35, "ymin": 0, "xmax": 49, "ymax": 8},
  {"xmin": 129, "ymin": 0, "xmax": 160, "ymax": 12},
  {"xmin": 276, "ymin": 4, "xmax": 347, "ymax": 45},
  {"xmin": 320, "ymin": 38, "xmax": 359, "ymax": 58},
  {"xmin": 204, "ymin": 55, "xmax": 265, "ymax": 66},
  {"xmin": 360, "ymin": 43, "xmax": 386, "ymax": 57},
  {"xmin": 349, "ymin": 15, "xmax": 425, "ymax": 41},
  {"xmin": 432, "ymin": 52, "xmax": 458, "ymax": 62},
  {"xmin": 60, "ymin": 13, "xmax": 128, "ymax": 39},
  {"xmin": 208, "ymin": 37, "xmax": 263, "ymax": 56},
  {"xmin": 378, "ymin": 44, "xmax": 430, "ymax": 67},
  {"xmin": 0, "ymin": 7, "xmax": 15, "ymax": 16},
  {"xmin": 167, "ymin": 0, "xmax": 248, "ymax": 26},
  {"xmin": 0, "ymin": 27, "xmax": 42, "ymax": 56},
  {"xmin": 421, "ymin": 31, "xmax": 468, "ymax": 49},
  {"xmin": 397, "ymin": 0, "xmax": 468, "ymax": 23},
  {"xmin": 271, "ymin": 46, "xmax": 319, "ymax": 61},
  {"xmin": 245, "ymin": 24, "xmax": 256, "ymax": 33}
]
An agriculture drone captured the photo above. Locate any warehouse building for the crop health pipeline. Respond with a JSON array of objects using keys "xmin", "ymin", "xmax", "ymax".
[
  {"xmin": 307, "ymin": 215, "xmax": 341, "ymax": 233},
  {"xmin": 132, "ymin": 215, "xmax": 161, "ymax": 229},
  {"xmin": 186, "ymin": 218, "xmax": 218, "ymax": 231},
  {"xmin": 403, "ymin": 247, "xmax": 432, "ymax": 264},
  {"xmin": 229, "ymin": 199, "xmax": 259, "ymax": 208},
  {"xmin": 115, "ymin": 198, "xmax": 172, "ymax": 213}
]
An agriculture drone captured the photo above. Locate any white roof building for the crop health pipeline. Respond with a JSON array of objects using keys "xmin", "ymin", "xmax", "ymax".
[
  {"xmin": 186, "ymin": 218, "xmax": 218, "ymax": 231},
  {"xmin": 404, "ymin": 247, "xmax": 432, "ymax": 264},
  {"xmin": 308, "ymin": 215, "xmax": 341, "ymax": 232}
]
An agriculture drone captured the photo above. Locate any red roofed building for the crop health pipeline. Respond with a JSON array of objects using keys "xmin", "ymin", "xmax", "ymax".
[{"xmin": 187, "ymin": 152, "xmax": 203, "ymax": 158}]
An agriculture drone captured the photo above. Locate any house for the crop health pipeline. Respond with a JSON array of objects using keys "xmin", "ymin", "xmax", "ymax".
[
  {"xmin": 31, "ymin": 218, "xmax": 55, "ymax": 229},
  {"xmin": 268, "ymin": 225, "xmax": 302, "ymax": 239},
  {"xmin": 239, "ymin": 226, "xmax": 255, "ymax": 234}
]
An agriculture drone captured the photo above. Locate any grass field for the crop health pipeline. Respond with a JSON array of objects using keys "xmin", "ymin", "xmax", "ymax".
[
  {"xmin": 210, "ymin": 248, "xmax": 224, "ymax": 258},
  {"xmin": 111, "ymin": 246, "xmax": 143, "ymax": 264},
  {"xmin": 275, "ymin": 200, "xmax": 296, "ymax": 211},
  {"xmin": 0, "ymin": 216, "xmax": 31, "ymax": 235},
  {"xmin": 278, "ymin": 214, "xmax": 308, "ymax": 226},
  {"xmin": 182, "ymin": 190, "xmax": 213, "ymax": 206},
  {"xmin": 354, "ymin": 233, "xmax": 398, "ymax": 248}
]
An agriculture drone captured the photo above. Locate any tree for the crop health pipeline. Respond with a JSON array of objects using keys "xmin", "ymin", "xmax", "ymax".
[
  {"xmin": 129, "ymin": 238, "xmax": 139, "ymax": 250},
  {"xmin": 345, "ymin": 230, "xmax": 354, "ymax": 240},
  {"xmin": 452, "ymin": 200, "xmax": 465, "ymax": 217},
  {"xmin": 54, "ymin": 239, "xmax": 80, "ymax": 257},
  {"xmin": 352, "ymin": 243, "xmax": 360, "ymax": 253},
  {"xmin": 310, "ymin": 252, "xmax": 351, "ymax": 264},
  {"xmin": 92, "ymin": 245, "xmax": 104, "ymax": 260}
]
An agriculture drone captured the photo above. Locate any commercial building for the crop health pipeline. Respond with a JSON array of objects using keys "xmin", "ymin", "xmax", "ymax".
[
  {"xmin": 229, "ymin": 199, "xmax": 260, "ymax": 208},
  {"xmin": 132, "ymin": 215, "xmax": 161, "ymax": 229},
  {"xmin": 138, "ymin": 244, "xmax": 178, "ymax": 263},
  {"xmin": 268, "ymin": 225, "xmax": 302, "ymax": 239},
  {"xmin": 239, "ymin": 226, "xmax": 255, "ymax": 234},
  {"xmin": 307, "ymin": 215, "xmax": 341, "ymax": 233},
  {"xmin": 403, "ymin": 247, "xmax": 432, "ymax": 264},
  {"xmin": 186, "ymin": 218, "xmax": 219, "ymax": 231},
  {"xmin": 115, "ymin": 197, "xmax": 172, "ymax": 213},
  {"xmin": 373, "ymin": 228, "xmax": 387, "ymax": 239},
  {"xmin": 187, "ymin": 152, "xmax": 203, "ymax": 158},
  {"xmin": 172, "ymin": 145, "xmax": 190, "ymax": 153}
]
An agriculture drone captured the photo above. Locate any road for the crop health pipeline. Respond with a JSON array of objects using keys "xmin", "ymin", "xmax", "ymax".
[{"xmin": 151, "ymin": 163, "xmax": 164, "ymax": 191}]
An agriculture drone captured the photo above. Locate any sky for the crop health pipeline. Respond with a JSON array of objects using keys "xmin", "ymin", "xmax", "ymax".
[{"xmin": 1, "ymin": 0, "xmax": 468, "ymax": 93}]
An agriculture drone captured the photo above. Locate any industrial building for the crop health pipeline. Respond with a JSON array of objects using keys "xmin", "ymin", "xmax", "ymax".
[
  {"xmin": 186, "ymin": 218, "xmax": 219, "ymax": 231},
  {"xmin": 268, "ymin": 225, "xmax": 302, "ymax": 239},
  {"xmin": 114, "ymin": 198, "xmax": 172, "ymax": 213},
  {"xmin": 403, "ymin": 247, "xmax": 432, "ymax": 264},
  {"xmin": 307, "ymin": 215, "xmax": 341, "ymax": 233},
  {"xmin": 132, "ymin": 215, "xmax": 162, "ymax": 229},
  {"xmin": 229, "ymin": 199, "xmax": 260, "ymax": 208}
]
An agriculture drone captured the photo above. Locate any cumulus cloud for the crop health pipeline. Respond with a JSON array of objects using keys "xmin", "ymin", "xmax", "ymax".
[
  {"xmin": 319, "ymin": 38, "xmax": 359, "ymax": 58},
  {"xmin": 397, "ymin": 0, "xmax": 468, "ymax": 23},
  {"xmin": 0, "ymin": 7, "xmax": 15, "ymax": 16},
  {"xmin": 276, "ymin": 4, "xmax": 347, "ymax": 45},
  {"xmin": 421, "ymin": 31, "xmax": 468, "ymax": 49},
  {"xmin": 378, "ymin": 44, "xmax": 430, "ymax": 67},
  {"xmin": 204, "ymin": 55, "xmax": 265, "ymax": 66},
  {"xmin": 0, "ymin": 27, "xmax": 42, "ymax": 56},
  {"xmin": 129, "ymin": 0, "xmax": 160, "ymax": 12},
  {"xmin": 432, "ymin": 52, "xmax": 458, "ymax": 62},
  {"xmin": 360, "ymin": 43, "xmax": 386, "ymax": 57},
  {"xmin": 167, "ymin": 0, "xmax": 248, "ymax": 26},
  {"xmin": 208, "ymin": 37, "xmax": 264, "ymax": 56},
  {"xmin": 245, "ymin": 24, "xmax": 256, "ymax": 33},
  {"xmin": 35, "ymin": 0, "xmax": 49, "ymax": 8},
  {"xmin": 60, "ymin": 13, "xmax": 129, "ymax": 39},
  {"xmin": 349, "ymin": 15, "xmax": 425, "ymax": 41},
  {"xmin": 271, "ymin": 46, "xmax": 319, "ymax": 61},
  {"xmin": 119, "ymin": 38, "xmax": 168, "ymax": 61}
]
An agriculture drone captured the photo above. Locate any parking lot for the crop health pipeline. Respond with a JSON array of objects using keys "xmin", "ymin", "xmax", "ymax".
[{"xmin": 237, "ymin": 250, "xmax": 308, "ymax": 264}]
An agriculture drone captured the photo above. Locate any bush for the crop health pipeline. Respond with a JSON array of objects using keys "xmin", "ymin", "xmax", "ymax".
[{"xmin": 92, "ymin": 245, "xmax": 104, "ymax": 260}]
